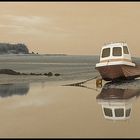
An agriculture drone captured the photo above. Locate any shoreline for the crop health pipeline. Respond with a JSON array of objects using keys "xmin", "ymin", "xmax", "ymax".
[
  {"xmin": 0, "ymin": 74, "xmax": 140, "ymax": 90},
  {"xmin": 0, "ymin": 74, "xmax": 95, "ymax": 86}
]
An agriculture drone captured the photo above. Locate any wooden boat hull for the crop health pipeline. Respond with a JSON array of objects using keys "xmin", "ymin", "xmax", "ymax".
[{"xmin": 95, "ymin": 64, "xmax": 140, "ymax": 81}]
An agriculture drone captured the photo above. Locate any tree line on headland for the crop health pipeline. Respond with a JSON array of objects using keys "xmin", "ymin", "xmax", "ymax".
[{"xmin": 0, "ymin": 43, "xmax": 29, "ymax": 54}]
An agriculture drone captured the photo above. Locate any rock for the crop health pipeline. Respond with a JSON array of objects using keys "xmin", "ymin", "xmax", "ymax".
[
  {"xmin": 48, "ymin": 72, "xmax": 53, "ymax": 76},
  {"xmin": 0, "ymin": 69, "xmax": 20, "ymax": 75},
  {"xmin": 55, "ymin": 73, "xmax": 60, "ymax": 76},
  {"xmin": 44, "ymin": 72, "xmax": 53, "ymax": 76},
  {"xmin": 0, "ymin": 69, "xmax": 59, "ymax": 78}
]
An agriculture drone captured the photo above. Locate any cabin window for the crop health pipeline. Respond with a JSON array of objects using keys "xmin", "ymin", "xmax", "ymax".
[
  {"xmin": 114, "ymin": 108, "xmax": 124, "ymax": 117},
  {"xmin": 126, "ymin": 108, "xmax": 131, "ymax": 117},
  {"xmin": 102, "ymin": 48, "xmax": 110, "ymax": 58},
  {"xmin": 113, "ymin": 47, "xmax": 122, "ymax": 56},
  {"xmin": 123, "ymin": 46, "xmax": 129, "ymax": 54},
  {"xmin": 103, "ymin": 108, "xmax": 113, "ymax": 117}
]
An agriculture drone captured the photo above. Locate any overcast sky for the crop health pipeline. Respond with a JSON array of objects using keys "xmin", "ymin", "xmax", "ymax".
[{"xmin": 0, "ymin": 2, "xmax": 140, "ymax": 56}]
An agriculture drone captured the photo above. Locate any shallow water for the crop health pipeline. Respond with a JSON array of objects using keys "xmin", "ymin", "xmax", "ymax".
[
  {"xmin": 0, "ymin": 81, "xmax": 140, "ymax": 138},
  {"xmin": 0, "ymin": 55, "xmax": 98, "ymax": 82},
  {"xmin": 0, "ymin": 55, "xmax": 140, "ymax": 138}
]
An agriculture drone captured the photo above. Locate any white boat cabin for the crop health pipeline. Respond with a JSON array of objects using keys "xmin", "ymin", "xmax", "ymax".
[{"xmin": 96, "ymin": 42, "xmax": 135, "ymax": 67}]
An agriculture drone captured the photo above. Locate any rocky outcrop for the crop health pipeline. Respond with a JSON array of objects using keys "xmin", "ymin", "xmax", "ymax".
[
  {"xmin": 0, "ymin": 69, "xmax": 20, "ymax": 75},
  {"xmin": 0, "ymin": 43, "xmax": 29, "ymax": 54},
  {"xmin": 0, "ymin": 69, "xmax": 61, "ymax": 77}
]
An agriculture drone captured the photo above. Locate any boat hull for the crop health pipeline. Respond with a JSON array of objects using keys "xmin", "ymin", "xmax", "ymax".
[{"xmin": 95, "ymin": 64, "xmax": 140, "ymax": 81}]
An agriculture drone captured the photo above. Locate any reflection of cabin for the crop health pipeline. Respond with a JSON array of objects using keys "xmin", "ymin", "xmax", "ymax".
[
  {"xmin": 97, "ymin": 97, "xmax": 135, "ymax": 120},
  {"xmin": 96, "ymin": 85, "xmax": 140, "ymax": 121}
]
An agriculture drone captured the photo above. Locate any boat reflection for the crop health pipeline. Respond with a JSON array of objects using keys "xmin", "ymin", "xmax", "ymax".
[
  {"xmin": 96, "ymin": 84, "xmax": 140, "ymax": 121},
  {"xmin": 0, "ymin": 83, "xmax": 29, "ymax": 98}
]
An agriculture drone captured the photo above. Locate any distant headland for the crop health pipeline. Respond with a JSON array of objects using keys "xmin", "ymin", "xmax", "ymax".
[
  {"xmin": 0, "ymin": 43, "xmax": 29, "ymax": 54},
  {"xmin": 0, "ymin": 43, "xmax": 68, "ymax": 56}
]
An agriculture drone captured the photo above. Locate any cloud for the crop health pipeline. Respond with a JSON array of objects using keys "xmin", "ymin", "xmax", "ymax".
[
  {"xmin": 0, "ymin": 14, "xmax": 72, "ymax": 37},
  {"xmin": 0, "ymin": 24, "xmax": 23, "ymax": 28},
  {"xmin": 5, "ymin": 15, "xmax": 48, "ymax": 26},
  {"xmin": 0, "ymin": 14, "xmax": 49, "ymax": 35}
]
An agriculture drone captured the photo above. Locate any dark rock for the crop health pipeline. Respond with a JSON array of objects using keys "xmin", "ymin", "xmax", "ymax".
[
  {"xmin": 55, "ymin": 73, "xmax": 60, "ymax": 76},
  {"xmin": 21, "ymin": 73, "xmax": 28, "ymax": 75},
  {"xmin": 48, "ymin": 72, "xmax": 53, "ymax": 76},
  {"xmin": 0, "ymin": 69, "xmax": 20, "ymax": 75},
  {"xmin": 0, "ymin": 69, "xmax": 58, "ymax": 78},
  {"xmin": 44, "ymin": 73, "xmax": 48, "ymax": 76},
  {"xmin": 44, "ymin": 72, "xmax": 53, "ymax": 76}
]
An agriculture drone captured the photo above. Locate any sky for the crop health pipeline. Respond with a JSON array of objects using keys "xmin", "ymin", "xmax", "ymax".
[{"xmin": 0, "ymin": 2, "xmax": 140, "ymax": 56}]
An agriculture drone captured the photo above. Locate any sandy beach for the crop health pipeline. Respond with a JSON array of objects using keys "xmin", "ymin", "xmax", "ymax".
[{"xmin": 0, "ymin": 80, "xmax": 139, "ymax": 138}]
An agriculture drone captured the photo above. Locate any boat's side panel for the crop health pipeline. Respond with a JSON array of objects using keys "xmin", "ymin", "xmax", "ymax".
[
  {"xmin": 122, "ymin": 65, "xmax": 140, "ymax": 77},
  {"xmin": 95, "ymin": 65, "xmax": 140, "ymax": 81},
  {"xmin": 96, "ymin": 65, "xmax": 124, "ymax": 81}
]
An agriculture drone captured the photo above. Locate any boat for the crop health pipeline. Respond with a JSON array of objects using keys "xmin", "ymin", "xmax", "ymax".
[
  {"xmin": 96, "ymin": 84, "xmax": 140, "ymax": 121},
  {"xmin": 95, "ymin": 42, "xmax": 140, "ymax": 81}
]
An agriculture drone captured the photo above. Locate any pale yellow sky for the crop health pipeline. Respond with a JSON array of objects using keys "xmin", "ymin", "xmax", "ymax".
[{"xmin": 0, "ymin": 2, "xmax": 140, "ymax": 56}]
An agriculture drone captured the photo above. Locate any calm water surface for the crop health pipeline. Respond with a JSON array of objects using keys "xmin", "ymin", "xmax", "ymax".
[
  {"xmin": 0, "ymin": 54, "xmax": 139, "ymax": 138},
  {"xmin": 0, "ymin": 81, "xmax": 140, "ymax": 138}
]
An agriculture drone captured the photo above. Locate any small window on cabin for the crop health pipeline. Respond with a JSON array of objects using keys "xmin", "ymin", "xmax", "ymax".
[
  {"xmin": 103, "ymin": 108, "xmax": 113, "ymax": 117},
  {"xmin": 113, "ymin": 47, "xmax": 122, "ymax": 56},
  {"xmin": 126, "ymin": 108, "xmax": 131, "ymax": 117},
  {"xmin": 115, "ymin": 108, "xmax": 124, "ymax": 117},
  {"xmin": 102, "ymin": 48, "xmax": 110, "ymax": 58},
  {"xmin": 123, "ymin": 46, "xmax": 129, "ymax": 54}
]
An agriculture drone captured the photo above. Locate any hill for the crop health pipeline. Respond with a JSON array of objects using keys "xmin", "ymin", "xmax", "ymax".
[{"xmin": 0, "ymin": 43, "xmax": 29, "ymax": 54}]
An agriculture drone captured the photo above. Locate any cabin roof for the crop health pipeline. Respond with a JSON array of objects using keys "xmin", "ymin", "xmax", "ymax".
[{"xmin": 103, "ymin": 42, "xmax": 127, "ymax": 49}]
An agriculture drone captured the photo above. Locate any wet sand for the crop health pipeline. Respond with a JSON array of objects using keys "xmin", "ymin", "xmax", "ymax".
[{"xmin": 0, "ymin": 80, "xmax": 139, "ymax": 138}]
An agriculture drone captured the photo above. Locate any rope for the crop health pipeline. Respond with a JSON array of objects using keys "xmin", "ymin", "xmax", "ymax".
[
  {"xmin": 63, "ymin": 75, "xmax": 101, "ymax": 86},
  {"xmin": 64, "ymin": 83, "xmax": 101, "ymax": 92}
]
